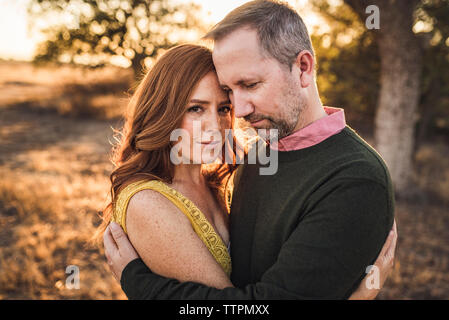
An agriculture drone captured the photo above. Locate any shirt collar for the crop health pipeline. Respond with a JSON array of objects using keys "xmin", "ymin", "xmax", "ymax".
[{"xmin": 270, "ymin": 107, "xmax": 346, "ymax": 151}]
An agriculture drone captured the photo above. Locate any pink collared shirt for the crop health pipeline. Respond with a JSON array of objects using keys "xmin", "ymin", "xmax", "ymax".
[{"xmin": 271, "ymin": 107, "xmax": 346, "ymax": 151}]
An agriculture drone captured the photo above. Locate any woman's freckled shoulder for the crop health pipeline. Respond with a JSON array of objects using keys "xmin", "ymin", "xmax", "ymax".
[
  {"xmin": 126, "ymin": 189, "xmax": 189, "ymax": 226},
  {"xmin": 129, "ymin": 189, "xmax": 166, "ymax": 208}
]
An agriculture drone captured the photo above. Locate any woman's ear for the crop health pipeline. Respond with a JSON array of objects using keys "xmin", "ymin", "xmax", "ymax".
[{"xmin": 293, "ymin": 50, "xmax": 315, "ymax": 88}]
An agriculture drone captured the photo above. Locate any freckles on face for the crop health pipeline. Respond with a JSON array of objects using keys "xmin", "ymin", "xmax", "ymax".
[
  {"xmin": 177, "ymin": 72, "xmax": 233, "ymax": 163},
  {"xmin": 180, "ymin": 72, "xmax": 232, "ymax": 134}
]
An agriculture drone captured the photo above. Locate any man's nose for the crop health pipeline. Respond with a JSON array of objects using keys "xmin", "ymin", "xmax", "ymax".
[{"xmin": 232, "ymin": 91, "xmax": 253, "ymax": 118}]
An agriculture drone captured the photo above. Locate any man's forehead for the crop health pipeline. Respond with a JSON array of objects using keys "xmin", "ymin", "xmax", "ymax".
[{"xmin": 212, "ymin": 28, "xmax": 260, "ymax": 57}]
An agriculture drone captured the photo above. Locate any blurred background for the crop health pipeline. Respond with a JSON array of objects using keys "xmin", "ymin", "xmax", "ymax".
[{"xmin": 0, "ymin": 0, "xmax": 448, "ymax": 299}]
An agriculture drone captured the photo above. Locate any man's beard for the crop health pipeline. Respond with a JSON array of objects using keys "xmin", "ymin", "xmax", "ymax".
[
  {"xmin": 244, "ymin": 91, "xmax": 305, "ymax": 141},
  {"xmin": 244, "ymin": 115, "xmax": 293, "ymax": 140}
]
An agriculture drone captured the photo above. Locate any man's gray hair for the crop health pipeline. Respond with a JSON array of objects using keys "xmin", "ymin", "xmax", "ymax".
[{"xmin": 204, "ymin": 0, "xmax": 314, "ymax": 69}]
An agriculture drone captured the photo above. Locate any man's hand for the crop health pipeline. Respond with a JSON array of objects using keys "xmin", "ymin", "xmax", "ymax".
[
  {"xmin": 103, "ymin": 222, "xmax": 139, "ymax": 283},
  {"xmin": 349, "ymin": 219, "xmax": 398, "ymax": 300}
]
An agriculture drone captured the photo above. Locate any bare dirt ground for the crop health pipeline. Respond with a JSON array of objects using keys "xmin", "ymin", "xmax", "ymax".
[{"xmin": 0, "ymin": 61, "xmax": 448, "ymax": 299}]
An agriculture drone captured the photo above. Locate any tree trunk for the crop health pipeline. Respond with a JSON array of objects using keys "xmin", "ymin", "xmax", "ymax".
[
  {"xmin": 344, "ymin": 0, "xmax": 422, "ymax": 197},
  {"xmin": 374, "ymin": 0, "xmax": 422, "ymax": 196}
]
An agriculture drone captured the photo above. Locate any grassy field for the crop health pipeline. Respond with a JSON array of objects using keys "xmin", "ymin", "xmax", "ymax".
[{"xmin": 0, "ymin": 61, "xmax": 448, "ymax": 299}]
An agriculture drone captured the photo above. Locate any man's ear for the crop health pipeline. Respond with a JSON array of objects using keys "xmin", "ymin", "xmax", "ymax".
[{"xmin": 293, "ymin": 50, "xmax": 315, "ymax": 88}]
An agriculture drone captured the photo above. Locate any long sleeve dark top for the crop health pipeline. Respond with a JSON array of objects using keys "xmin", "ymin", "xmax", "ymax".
[{"xmin": 120, "ymin": 127, "xmax": 395, "ymax": 299}]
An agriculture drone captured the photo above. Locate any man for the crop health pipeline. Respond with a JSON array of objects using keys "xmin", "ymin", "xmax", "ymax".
[{"xmin": 104, "ymin": 0, "xmax": 396, "ymax": 299}]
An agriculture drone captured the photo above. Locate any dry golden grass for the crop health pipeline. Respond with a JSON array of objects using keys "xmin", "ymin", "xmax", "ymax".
[
  {"xmin": 0, "ymin": 61, "xmax": 128, "ymax": 299},
  {"xmin": 0, "ymin": 110, "xmax": 127, "ymax": 299},
  {"xmin": 0, "ymin": 60, "xmax": 133, "ymax": 119},
  {"xmin": 0, "ymin": 61, "xmax": 448, "ymax": 299}
]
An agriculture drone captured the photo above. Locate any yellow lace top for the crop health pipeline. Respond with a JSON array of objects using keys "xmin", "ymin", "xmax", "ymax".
[{"xmin": 112, "ymin": 179, "xmax": 232, "ymax": 277}]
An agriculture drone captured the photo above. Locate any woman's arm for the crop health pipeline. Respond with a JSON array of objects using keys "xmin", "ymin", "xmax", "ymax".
[{"xmin": 125, "ymin": 189, "xmax": 233, "ymax": 290}]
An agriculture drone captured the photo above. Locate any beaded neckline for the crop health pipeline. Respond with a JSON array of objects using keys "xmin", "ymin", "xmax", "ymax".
[{"xmin": 113, "ymin": 179, "xmax": 232, "ymax": 276}]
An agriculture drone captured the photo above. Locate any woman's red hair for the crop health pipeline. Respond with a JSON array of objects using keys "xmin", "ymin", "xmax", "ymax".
[{"xmin": 93, "ymin": 44, "xmax": 242, "ymax": 243}]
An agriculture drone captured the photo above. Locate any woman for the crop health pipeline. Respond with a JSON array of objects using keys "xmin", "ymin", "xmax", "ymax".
[{"xmin": 98, "ymin": 44, "xmax": 395, "ymax": 298}]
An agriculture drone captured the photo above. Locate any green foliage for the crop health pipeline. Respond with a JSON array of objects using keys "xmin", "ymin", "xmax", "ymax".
[
  {"xmin": 416, "ymin": 0, "xmax": 449, "ymax": 141},
  {"xmin": 28, "ymin": 0, "xmax": 207, "ymax": 76},
  {"xmin": 311, "ymin": 0, "xmax": 380, "ymax": 132},
  {"xmin": 311, "ymin": 0, "xmax": 449, "ymax": 138}
]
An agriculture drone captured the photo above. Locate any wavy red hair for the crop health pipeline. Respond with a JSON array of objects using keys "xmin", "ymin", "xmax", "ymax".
[{"xmin": 93, "ymin": 44, "xmax": 242, "ymax": 243}]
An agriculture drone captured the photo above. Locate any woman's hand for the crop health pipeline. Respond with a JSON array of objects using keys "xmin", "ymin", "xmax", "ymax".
[{"xmin": 349, "ymin": 220, "xmax": 398, "ymax": 300}]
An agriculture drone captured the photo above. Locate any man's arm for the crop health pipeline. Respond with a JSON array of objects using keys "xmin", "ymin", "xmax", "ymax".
[{"xmin": 106, "ymin": 178, "xmax": 394, "ymax": 299}]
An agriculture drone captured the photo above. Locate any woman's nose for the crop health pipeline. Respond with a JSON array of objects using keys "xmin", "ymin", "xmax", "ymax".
[{"xmin": 202, "ymin": 109, "xmax": 221, "ymax": 138}]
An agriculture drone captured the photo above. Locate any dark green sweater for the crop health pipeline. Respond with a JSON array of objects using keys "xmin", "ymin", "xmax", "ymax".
[{"xmin": 120, "ymin": 126, "xmax": 395, "ymax": 299}]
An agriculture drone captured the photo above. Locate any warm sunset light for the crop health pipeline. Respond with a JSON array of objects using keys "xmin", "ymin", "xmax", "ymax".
[
  {"xmin": 0, "ymin": 0, "xmax": 322, "ymax": 62},
  {"xmin": 0, "ymin": 0, "xmax": 36, "ymax": 60},
  {"xmin": 1, "ymin": 0, "xmax": 448, "ymax": 302}
]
